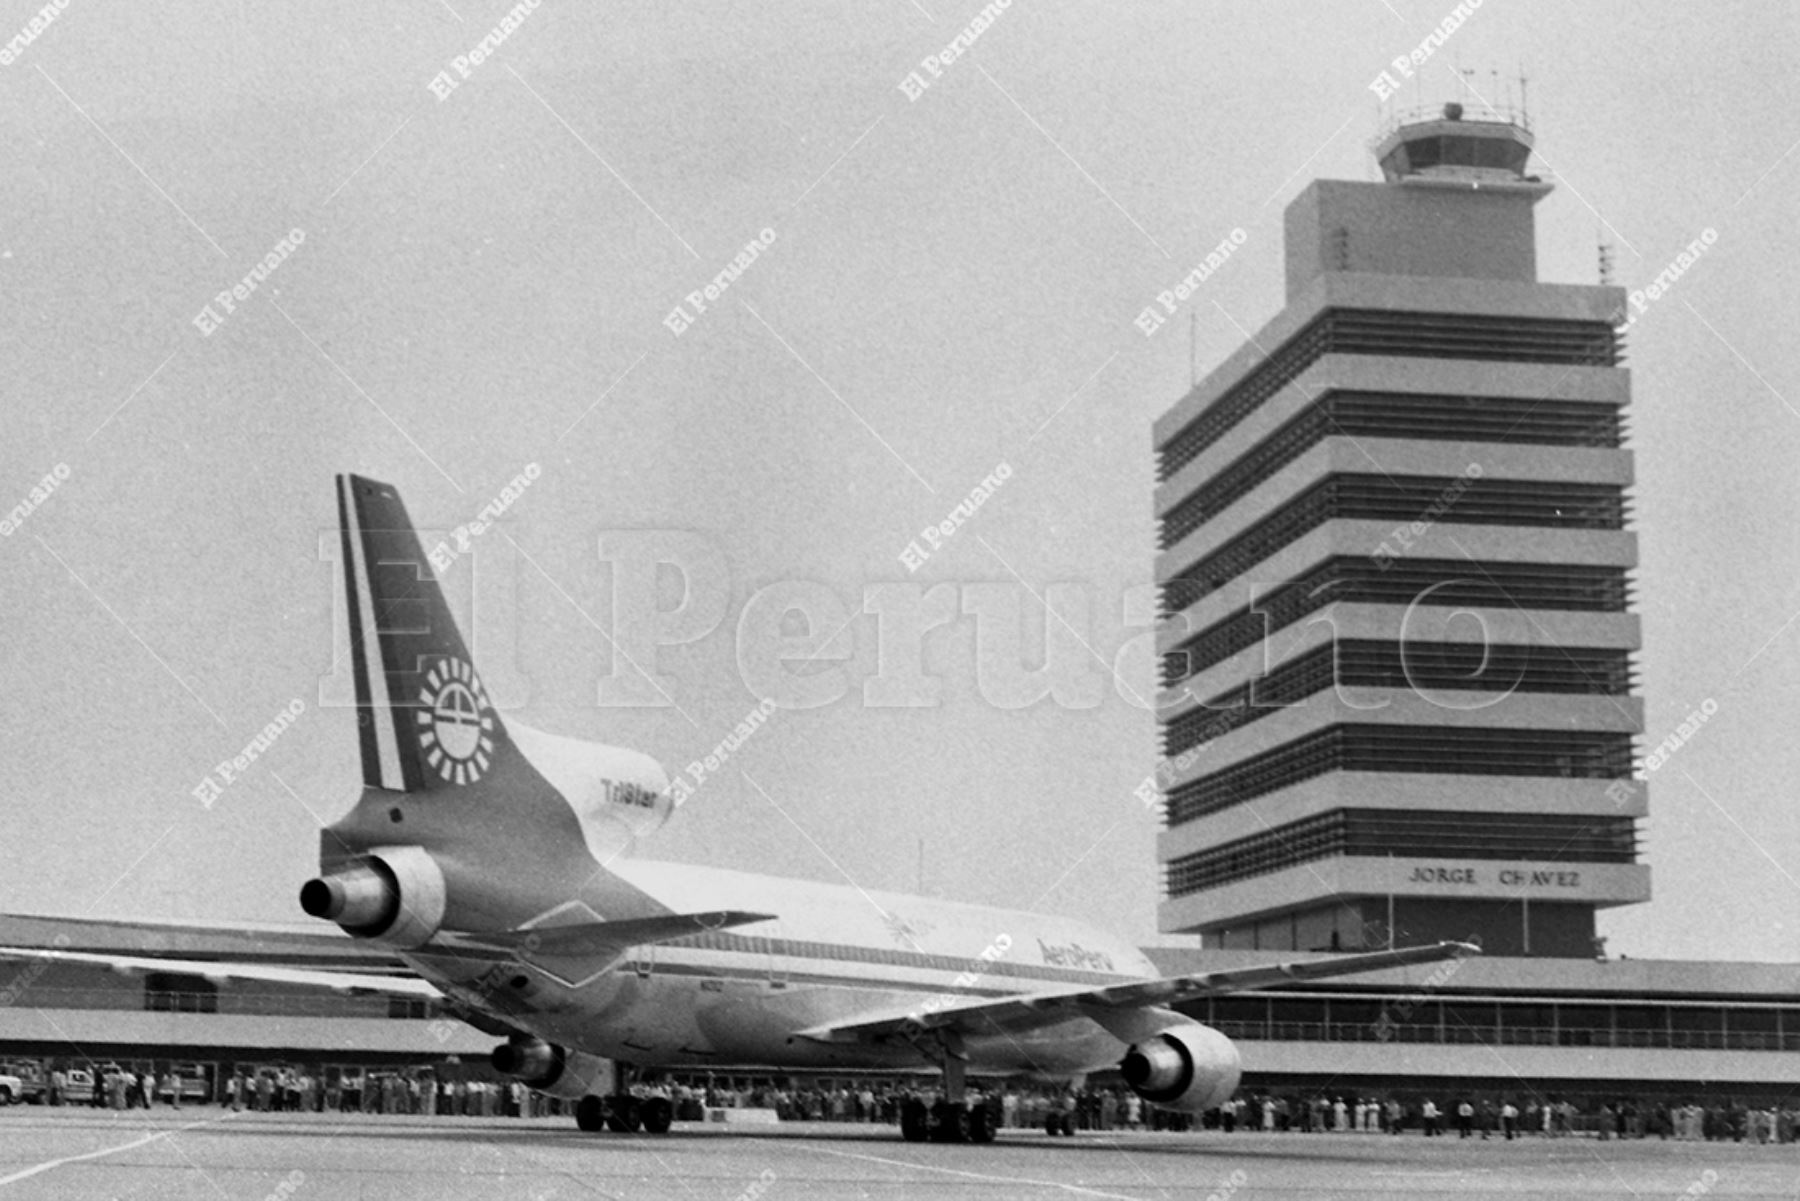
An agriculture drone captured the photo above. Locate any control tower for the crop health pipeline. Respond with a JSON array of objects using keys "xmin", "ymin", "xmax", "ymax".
[{"xmin": 1152, "ymin": 104, "xmax": 1648, "ymax": 956}]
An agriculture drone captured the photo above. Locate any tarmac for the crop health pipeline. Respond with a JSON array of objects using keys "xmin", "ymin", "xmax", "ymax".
[{"xmin": 0, "ymin": 1108, "xmax": 1789, "ymax": 1200}]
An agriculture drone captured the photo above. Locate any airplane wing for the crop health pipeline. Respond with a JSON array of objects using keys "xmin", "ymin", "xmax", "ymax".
[
  {"xmin": 0, "ymin": 910, "xmax": 775, "ymax": 1003},
  {"xmin": 0, "ymin": 946, "xmax": 442, "ymax": 998},
  {"xmin": 800, "ymin": 939, "xmax": 1479, "ymax": 1044}
]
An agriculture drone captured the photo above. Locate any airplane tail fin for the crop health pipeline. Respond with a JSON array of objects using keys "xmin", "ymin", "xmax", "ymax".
[
  {"xmin": 336, "ymin": 473, "xmax": 517, "ymax": 794},
  {"xmin": 327, "ymin": 475, "xmax": 674, "ymax": 935}
]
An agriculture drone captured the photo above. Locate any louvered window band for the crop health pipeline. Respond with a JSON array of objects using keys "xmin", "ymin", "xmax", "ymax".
[
  {"xmin": 1166, "ymin": 808, "xmax": 1639, "ymax": 896},
  {"xmin": 1162, "ymin": 474, "xmax": 1626, "ymax": 595},
  {"xmin": 1160, "ymin": 392, "xmax": 1624, "ymax": 548},
  {"xmin": 1162, "ymin": 558, "xmax": 1631, "ymax": 687},
  {"xmin": 1161, "ymin": 640, "xmax": 1634, "ymax": 759},
  {"xmin": 1163, "ymin": 724, "xmax": 1636, "ymax": 828},
  {"xmin": 1158, "ymin": 309, "xmax": 1621, "ymax": 481}
]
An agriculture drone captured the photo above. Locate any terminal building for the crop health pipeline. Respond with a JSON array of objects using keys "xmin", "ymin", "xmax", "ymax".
[
  {"xmin": 1149, "ymin": 947, "xmax": 1800, "ymax": 1107},
  {"xmin": 1152, "ymin": 101, "xmax": 1648, "ymax": 958},
  {"xmin": 0, "ymin": 914, "xmax": 492, "ymax": 1100}
]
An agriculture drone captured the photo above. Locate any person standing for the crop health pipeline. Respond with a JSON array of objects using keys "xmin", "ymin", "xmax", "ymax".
[
  {"xmin": 1420, "ymin": 1099, "xmax": 1439, "ymax": 1137},
  {"xmin": 1501, "ymin": 1100, "xmax": 1518, "ymax": 1140},
  {"xmin": 1456, "ymin": 1100, "xmax": 1473, "ymax": 1138}
]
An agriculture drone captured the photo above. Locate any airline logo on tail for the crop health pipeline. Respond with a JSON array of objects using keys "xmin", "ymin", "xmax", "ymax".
[
  {"xmin": 417, "ymin": 657, "xmax": 494, "ymax": 785},
  {"xmin": 339, "ymin": 472, "xmax": 523, "ymax": 795}
]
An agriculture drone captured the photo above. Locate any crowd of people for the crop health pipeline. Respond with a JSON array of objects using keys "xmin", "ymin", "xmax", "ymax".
[
  {"xmin": 219, "ymin": 1069, "xmax": 562, "ymax": 1117},
  {"xmin": 1211, "ymin": 1093, "xmax": 1800, "ymax": 1141},
  {"xmin": 707, "ymin": 1082, "xmax": 1800, "ymax": 1142},
  {"xmin": 37, "ymin": 1064, "xmax": 575, "ymax": 1118},
  {"xmin": 27, "ymin": 1064, "xmax": 1800, "ymax": 1141},
  {"xmin": 43, "ymin": 1066, "xmax": 192, "ymax": 1109},
  {"xmin": 692, "ymin": 1082, "xmax": 1171, "ymax": 1130}
]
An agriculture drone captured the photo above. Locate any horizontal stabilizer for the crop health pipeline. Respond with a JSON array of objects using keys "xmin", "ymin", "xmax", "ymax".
[{"xmin": 450, "ymin": 911, "xmax": 776, "ymax": 960}]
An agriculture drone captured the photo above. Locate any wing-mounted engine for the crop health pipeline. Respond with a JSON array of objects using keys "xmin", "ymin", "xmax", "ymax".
[
  {"xmin": 507, "ymin": 721, "xmax": 676, "ymax": 857},
  {"xmin": 1120, "ymin": 1022, "xmax": 1242, "ymax": 1114}
]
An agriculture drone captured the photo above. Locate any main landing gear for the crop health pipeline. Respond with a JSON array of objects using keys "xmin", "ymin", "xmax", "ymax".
[
  {"xmin": 574, "ymin": 1066, "xmax": 674, "ymax": 1136},
  {"xmin": 899, "ymin": 1094, "xmax": 1001, "ymax": 1144},
  {"xmin": 574, "ymin": 1092, "xmax": 675, "ymax": 1134},
  {"xmin": 898, "ymin": 1029, "xmax": 1000, "ymax": 1145}
]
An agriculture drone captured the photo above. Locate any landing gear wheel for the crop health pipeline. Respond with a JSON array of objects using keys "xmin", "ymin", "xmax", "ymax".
[
  {"xmin": 930, "ymin": 1100, "xmax": 972, "ymax": 1144},
  {"xmin": 639, "ymin": 1096, "xmax": 674, "ymax": 1135},
  {"xmin": 969, "ymin": 1099, "xmax": 997, "ymax": 1144},
  {"xmin": 900, "ymin": 1097, "xmax": 930, "ymax": 1143},
  {"xmin": 605, "ymin": 1096, "xmax": 642, "ymax": 1133},
  {"xmin": 575, "ymin": 1095, "xmax": 607, "ymax": 1133}
]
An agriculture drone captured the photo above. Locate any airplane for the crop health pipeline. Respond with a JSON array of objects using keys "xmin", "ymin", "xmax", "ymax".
[{"xmin": 1, "ymin": 474, "xmax": 1476, "ymax": 1144}]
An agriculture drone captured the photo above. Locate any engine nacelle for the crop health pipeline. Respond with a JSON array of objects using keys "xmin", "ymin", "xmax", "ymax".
[
  {"xmin": 1119, "ymin": 1022, "xmax": 1241, "ymax": 1114},
  {"xmin": 298, "ymin": 845, "xmax": 446, "ymax": 949},
  {"xmin": 491, "ymin": 1037, "xmax": 610, "ymax": 1101}
]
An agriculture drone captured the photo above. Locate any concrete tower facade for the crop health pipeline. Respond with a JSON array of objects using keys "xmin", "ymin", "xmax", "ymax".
[{"xmin": 1153, "ymin": 106, "xmax": 1649, "ymax": 957}]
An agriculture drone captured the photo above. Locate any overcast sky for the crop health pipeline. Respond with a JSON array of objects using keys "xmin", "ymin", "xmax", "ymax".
[{"xmin": 3, "ymin": 1, "xmax": 1797, "ymax": 963}]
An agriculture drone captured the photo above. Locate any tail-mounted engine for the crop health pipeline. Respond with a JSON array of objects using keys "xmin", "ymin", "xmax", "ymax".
[
  {"xmin": 1119, "ymin": 1022, "xmax": 1241, "ymax": 1114},
  {"xmin": 491, "ymin": 1036, "xmax": 610, "ymax": 1100},
  {"xmin": 299, "ymin": 845, "xmax": 446, "ymax": 949}
]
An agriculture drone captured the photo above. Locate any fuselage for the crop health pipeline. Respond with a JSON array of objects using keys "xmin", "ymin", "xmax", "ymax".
[{"xmin": 409, "ymin": 856, "xmax": 1161, "ymax": 1079}]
